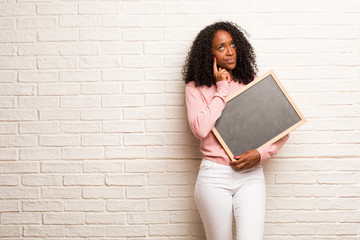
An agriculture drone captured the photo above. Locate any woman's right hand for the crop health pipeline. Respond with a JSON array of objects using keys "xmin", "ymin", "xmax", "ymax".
[{"xmin": 213, "ymin": 57, "xmax": 231, "ymax": 83}]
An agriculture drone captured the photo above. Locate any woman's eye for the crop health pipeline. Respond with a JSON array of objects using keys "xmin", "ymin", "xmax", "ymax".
[
  {"xmin": 218, "ymin": 46, "xmax": 224, "ymax": 50},
  {"xmin": 231, "ymin": 43, "xmax": 235, "ymax": 47}
]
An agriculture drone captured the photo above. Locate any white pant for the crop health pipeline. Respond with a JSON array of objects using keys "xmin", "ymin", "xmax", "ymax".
[{"xmin": 194, "ymin": 159, "xmax": 266, "ymax": 240}]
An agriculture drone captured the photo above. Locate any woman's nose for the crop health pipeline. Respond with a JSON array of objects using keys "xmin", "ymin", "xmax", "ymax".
[{"xmin": 226, "ymin": 46, "xmax": 234, "ymax": 55}]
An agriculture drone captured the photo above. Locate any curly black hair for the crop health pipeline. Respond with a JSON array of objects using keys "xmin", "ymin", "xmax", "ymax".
[{"xmin": 182, "ymin": 21, "xmax": 258, "ymax": 87}]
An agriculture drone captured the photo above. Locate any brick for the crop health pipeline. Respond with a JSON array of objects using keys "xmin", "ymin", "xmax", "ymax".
[
  {"xmin": 126, "ymin": 187, "xmax": 168, "ymax": 199},
  {"xmin": 23, "ymin": 226, "xmax": 64, "ymax": 237},
  {"xmin": 149, "ymin": 173, "xmax": 195, "ymax": 185},
  {"xmin": 60, "ymin": 96, "xmax": 100, "ymax": 108},
  {"xmin": 19, "ymin": 122, "xmax": 59, "ymax": 134},
  {"xmin": 0, "ymin": 97, "xmax": 15, "ymax": 108},
  {"xmin": 38, "ymin": 29, "xmax": 78, "ymax": 41},
  {"xmin": 37, "ymin": 57, "xmax": 77, "ymax": 69},
  {"xmin": 80, "ymin": 109, "xmax": 121, "ymax": 120},
  {"xmin": 124, "ymin": 134, "xmax": 163, "ymax": 146},
  {"xmin": 0, "ymin": 175, "xmax": 19, "ymax": 186},
  {"xmin": 0, "ymin": 19, "xmax": 15, "ymax": 30},
  {"xmin": 149, "ymin": 224, "xmax": 189, "ymax": 236},
  {"xmin": 100, "ymin": 42, "xmax": 143, "ymax": 55},
  {"xmin": 65, "ymin": 200, "xmax": 105, "ymax": 212},
  {"xmin": 41, "ymin": 162, "xmax": 82, "ymax": 173},
  {"xmin": 0, "ymin": 162, "xmax": 39, "ymax": 173},
  {"xmin": 124, "ymin": 82, "xmax": 164, "ymax": 94},
  {"xmin": 83, "ymin": 161, "xmax": 123, "ymax": 173},
  {"xmin": 166, "ymin": 106, "xmax": 187, "ymax": 119},
  {"xmin": 85, "ymin": 213, "xmax": 125, "ymax": 224},
  {"xmin": 102, "ymin": 95, "xmax": 143, "ymax": 107},
  {"xmin": 0, "ymin": 135, "xmax": 37, "ymax": 147},
  {"xmin": 38, "ymin": 83, "xmax": 79, "ymax": 95},
  {"xmin": 19, "ymin": 96, "xmax": 57, "ymax": 109},
  {"xmin": 0, "ymin": 72, "xmax": 16, "ymax": 83},
  {"xmin": 121, "ymin": 3, "xmax": 162, "ymax": 15},
  {"xmin": 79, "ymin": 2, "xmax": 119, "ymax": 14},
  {"xmin": 0, "ymin": 43, "xmax": 15, "ymax": 56},
  {"xmin": 296, "ymin": 212, "xmax": 337, "ymax": 223},
  {"xmin": 123, "ymin": 56, "xmax": 162, "ymax": 68},
  {"xmin": 37, "ymin": 3, "xmax": 77, "ymax": 15},
  {"xmin": 62, "ymin": 147, "xmax": 104, "ymax": 160},
  {"xmin": 0, "ymin": 56, "xmax": 35, "ymax": 69},
  {"xmin": 123, "ymin": 29, "xmax": 162, "ymax": 41},
  {"xmin": 0, "ymin": 226, "xmax": 21, "ymax": 237},
  {"xmin": 0, "ymin": 4, "xmax": 36, "ymax": 16},
  {"xmin": 64, "ymin": 175, "xmax": 104, "ymax": 186},
  {"xmin": 82, "ymin": 134, "xmax": 120, "ymax": 146},
  {"xmin": 83, "ymin": 188, "xmax": 124, "ymax": 199},
  {"xmin": 23, "ymin": 175, "xmax": 62, "ymax": 186},
  {"xmin": 170, "ymin": 211, "xmax": 201, "ymax": 224},
  {"xmin": 124, "ymin": 107, "xmax": 164, "ymax": 120},
  {"xmin": 43, "ymin": 213, "xmax": 84, "ymax": 225},
  {"xmin": 0, "ymin": 30, "xmax": 36, "ymax": 43},
  {"xmin": 169, "ymin": 186, "xmax": 194, "ymax": 197},
  {"xmin": 275, "ymin": 173, "xmax": 317, "ymax": 184},
  {"xmin": 266, "ymin": 199, "xmax": 316, "ymax": 210},
  {"xmin": 145, "ymin": 68, "xmax": 182, "ymax": 80},
  {"xmin": 102, "ymin": 16, "xmax": 143, "ymax": 27},
  {"xmin": 22, "ymin": 200, "xmax": 63, "ymax": 212},
  {"xmin": 102, "ymin": 69, "xmax": 143, "ymax": 81},
  {"xmin": 42, "ymin": 188, "xmax": 81, "ymax": 199},
  {"xmin": 80, "ymin": 82, "xmax": 121, "ymax": 95},
  {"xmin": 0, "ymin": 123, "xmax": 17, "ymax": 135},
  {"xmin": 0, "ymin": 201, "xmax": 19, "ymax": 212},
  {"xmin": 125, "ymin": 160, "xmax": 165, "ymax": 173},
  {"xmin": 102, "ymin": 121, "xmax": 143, "ymax": 133},
  {"xmin": 80, "ymin": 29, "xmax": 121, "ymax": 41},
  {"xmin": 79, "ymin": 56, "xmax": 120, "ymax": 69},
  {"xmin": 1, "ymin": 213, "xmax": 41, "ymax": 224},
  {"xmin": 149, "ymin": 198, "xmax": 195, "ymax": 211},
  {"xmin": 107, "ymin": 225, "xmax": 146, "ymax": 237},
  {"xmin": 18, "ymin": 43, "xmax": 58, "ymax": 56},
  {"xmin": 128, "ymin": 212, "xmax": 168, "ymax": 224},
  {"xmin": 60, "ymin": 70, "xmax": 99, "ymax": 82},
  {"xmin": 0, "ymin": 187, "xmax": 39, "ymax": 199},
  {"xmin": 164, "ymin": 133, "xmax": 199, "ymax": 145},
  {"xmin": 106, "ymin": 147, "xmax": 145, "ymax": 159},
  {"xmin": 19, "ymin": 70, "xmax": 57, "ymax": 82},
  {"xmin": 145, "ymin": 94, "xmax": 184, "ymax": 106},
  {"xmin": 107, "ymin": 200, "xmax": 147, "ymax": 212},
  {"xmin": 61, "ymin": 122, "xmax": 100, "ymax": 133},
  {"xmin": 146, "ymin": 120, "xmax": 187, "ymax": 132},
  {"xmin": 40, "ymin": 135, "xmax": 80, "ymax": 147},
  {"xmin": 59, "ymin": 15, "xmax": 100, "ymax": 27},
  {"xmin": 17, "ymin": 17, "xmax": 56, "ymax": 29},
  {"xmin": 39, "ymin": 110, "xmax": 78, "ymax": 120},
  {"xmin": 106, "ymin": 174, "xmax": 146, "ymax": 186}
]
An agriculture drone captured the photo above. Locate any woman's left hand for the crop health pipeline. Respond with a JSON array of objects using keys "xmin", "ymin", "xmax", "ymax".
[{"xmin": 230, "ymin": 150, "xmax": 261, "ymax": 171}]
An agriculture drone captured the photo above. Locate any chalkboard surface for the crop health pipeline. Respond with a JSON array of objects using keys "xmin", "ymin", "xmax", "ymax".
[{"xmin": 212, "ymin": 70, "xmax": 306, "ymax": 159}]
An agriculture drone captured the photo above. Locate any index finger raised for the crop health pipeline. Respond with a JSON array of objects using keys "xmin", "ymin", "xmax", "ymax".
[{"xmin": 213, "ymin": 57, "xmax": 218, "ymax": 74}]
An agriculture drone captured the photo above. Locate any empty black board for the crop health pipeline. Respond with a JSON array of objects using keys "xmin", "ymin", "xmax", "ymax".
[{"xmin": 214, "ymin": 74, "xmax": 301, "ymax": 157}]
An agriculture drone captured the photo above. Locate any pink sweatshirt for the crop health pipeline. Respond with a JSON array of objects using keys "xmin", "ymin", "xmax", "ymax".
[{"xmin": 185, "ymin": 79, "xmax": 289, "ymax": 166}]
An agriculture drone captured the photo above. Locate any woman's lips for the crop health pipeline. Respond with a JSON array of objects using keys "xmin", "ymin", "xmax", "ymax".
[{"xmin": 225, "ymin": 58, "xmax": 235, "ymax": 64}]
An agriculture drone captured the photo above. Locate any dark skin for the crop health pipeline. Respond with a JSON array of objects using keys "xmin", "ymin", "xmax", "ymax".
[{"xmin": 212, "ymin": 30, "xmax": 261, "ymax": 171}]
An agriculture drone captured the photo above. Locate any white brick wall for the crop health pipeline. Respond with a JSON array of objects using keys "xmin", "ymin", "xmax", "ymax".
[{"xmin": 0, "ymin": 0, "xmax": 359, "ymax": 239}]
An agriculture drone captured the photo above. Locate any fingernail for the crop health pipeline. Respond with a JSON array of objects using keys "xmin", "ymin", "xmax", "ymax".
[{"xmin": 213, "ymin": 56, "xmax": 215, "ymax": 60}]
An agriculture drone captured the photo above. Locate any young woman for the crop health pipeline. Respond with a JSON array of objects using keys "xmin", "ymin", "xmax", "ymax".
[{"xmin": 183, "ymin": 21, "xmax": 289, "ymax": 240}]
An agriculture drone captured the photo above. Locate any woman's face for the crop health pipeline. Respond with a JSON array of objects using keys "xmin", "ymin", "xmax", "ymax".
[{"xmin": 211, "ymin": 30, "xmax": 237, "ymax": 72}]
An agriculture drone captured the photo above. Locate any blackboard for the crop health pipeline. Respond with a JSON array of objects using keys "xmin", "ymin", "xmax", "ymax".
[{"xmin": 212, "ymin": 70, "xmax": 306, "ymax": 159}]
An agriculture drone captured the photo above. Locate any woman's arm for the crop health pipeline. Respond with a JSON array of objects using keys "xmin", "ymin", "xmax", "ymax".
[
  {"xmin": 257, "ymin": 134, "xmax": 289, "ymax": 164},
  {"xmin": 185, "ymin": 81, "xmax": 229, "ymax": 139}
]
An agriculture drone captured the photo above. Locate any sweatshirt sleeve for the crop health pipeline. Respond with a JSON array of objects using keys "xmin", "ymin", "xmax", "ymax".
[
  {"xmin": 257, "ymin": 134, "xmax": 289, "ymax": 164},
  {"xmin": 185, "ymin": 81, "xmax": 229, "ymax": 139}
]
